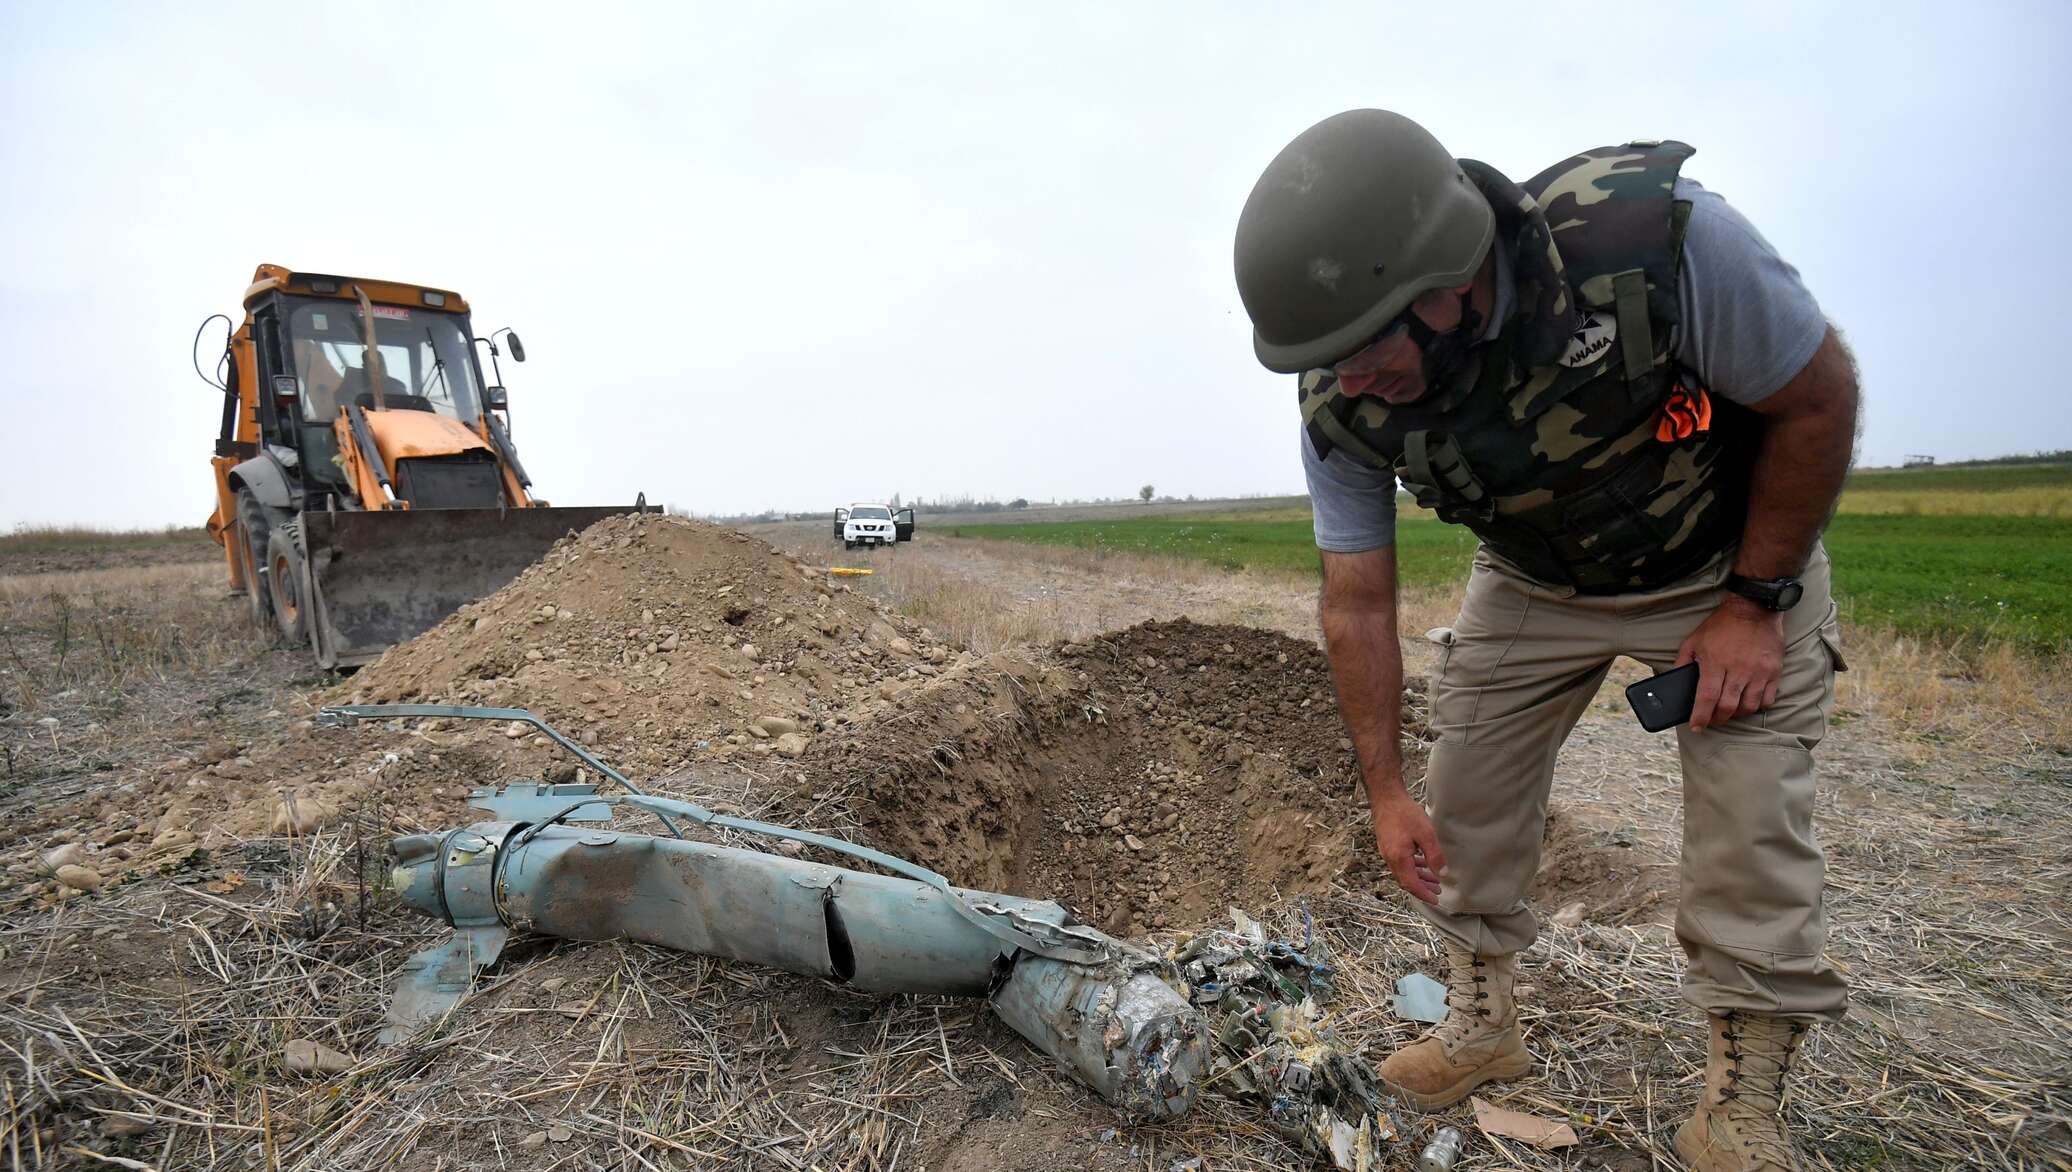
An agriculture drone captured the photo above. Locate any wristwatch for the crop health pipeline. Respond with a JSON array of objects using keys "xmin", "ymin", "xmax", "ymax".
[{"xmin": 1724, "ymin": 573, "xmax": 1804, "ymax": 612}]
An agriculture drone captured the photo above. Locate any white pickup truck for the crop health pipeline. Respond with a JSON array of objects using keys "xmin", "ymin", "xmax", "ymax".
[{"xmin": 833, "ymin": 503, "xmax": 916, "ymax": 549}]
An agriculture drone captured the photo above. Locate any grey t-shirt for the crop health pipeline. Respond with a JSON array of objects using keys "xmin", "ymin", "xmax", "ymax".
[{"xmin": 1305, "ymin": 176, "xmax": 1827, "ymax": 553}]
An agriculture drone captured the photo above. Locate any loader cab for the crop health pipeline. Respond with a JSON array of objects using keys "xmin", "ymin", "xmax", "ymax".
[{"xmin": 245, "ymin": 288, "xmax": 489, "ymax": 504}]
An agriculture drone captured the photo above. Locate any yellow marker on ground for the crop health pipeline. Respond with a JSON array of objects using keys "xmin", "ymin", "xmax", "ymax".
[{"xmin": 827, "ymin": 567, "xmax": 875, "ymax": 576}]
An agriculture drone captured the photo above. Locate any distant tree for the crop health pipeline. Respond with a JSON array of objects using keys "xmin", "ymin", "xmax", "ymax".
[
  {"xmin": 1009, "ymin": 498, "xmax": 1029, "ymax": 510},
  {"xmin": 1139, "ymin": 484, "xmax": 1155, "ymax": 502}
]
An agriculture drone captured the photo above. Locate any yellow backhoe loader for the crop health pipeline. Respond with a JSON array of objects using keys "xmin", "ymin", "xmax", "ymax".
[{"xmin": 200, "ymin": 264, "xmax": 646, "ymax": 668}]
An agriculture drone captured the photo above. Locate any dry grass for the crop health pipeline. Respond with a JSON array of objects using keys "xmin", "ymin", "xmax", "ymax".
[
  {"xmin": 0, "ymin": 566, "xmax": 266, "ymax": 711},
  {"xmin": 0, "ymin": 563, "xmax": 290, "ymax": 812},
  {"xmin": 1836, "ymin": 464, "xmax": 2072, "ymax": 519},
  {"xmin": 7, "ymin": 763, "xmax": 1040, "ymax": 1172},
  {"xmin": 1833, "ymin": 488, "xmax": 2072, "ymax": 518},
  {"xmin": 0, "ymin": 841, "xmax": 1005, "ymax": 1170},
  {"xmin": 6, "ymin": 814, "xmax": 2064, "ymax": 1170},
  {"xmin": 1840, "ymin": 628, "xmax": 2072, "ymax": 757},
  {"xmin": 853, "ymin": 550, "xmax": 1082, "ymax": 654},
  {"xmin": 0, "ymin": 527, "xmax": 211, "ymax": 555}
]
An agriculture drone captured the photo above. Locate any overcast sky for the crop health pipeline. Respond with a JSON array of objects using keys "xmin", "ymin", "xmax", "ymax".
[{"xmin": 3, "ymin": 1, "xmax": 2066, "ymax": 529}]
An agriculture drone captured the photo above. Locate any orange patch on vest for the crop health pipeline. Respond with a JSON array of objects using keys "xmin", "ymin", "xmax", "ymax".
[{"xmin": 1657, "ymin": 384, "xmax": 1713, "ymax": 443}]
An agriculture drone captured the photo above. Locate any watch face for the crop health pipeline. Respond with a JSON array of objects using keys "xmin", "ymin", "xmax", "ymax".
[{"xmin": 1776, "ymin": 581, "xmax": 1804, "ymax": 611}]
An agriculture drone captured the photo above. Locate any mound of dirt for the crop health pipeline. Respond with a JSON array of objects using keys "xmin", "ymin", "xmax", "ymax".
[
  {"xmin": 797, "ymin": 619, "xmax": 1431, "ymax": 935},
  {"xmin": 75, "ymin": 514, "xmax": 953, "ymax": 852},
  {"xmin": 341, "ymin": 512, "xmax": 949, "ymax": 770}
]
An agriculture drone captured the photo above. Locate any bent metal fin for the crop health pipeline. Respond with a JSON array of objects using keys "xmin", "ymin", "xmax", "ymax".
[{"xmin": 379, "ymin": 924, "xmax": 510, "ymax": 1045}]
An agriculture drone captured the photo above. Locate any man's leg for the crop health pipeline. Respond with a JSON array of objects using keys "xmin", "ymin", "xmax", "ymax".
[
  {"xmin": 1417, "ymin": 553, "xmax": 1616, "ymax": 955},
  {"xmin": 1380, "ymin": 551, "xmax": 1616, "ymax": 1107},
  {"xmin": 1625, "ymin": 546, "xmax": 1847, "ymax": 1019},
  {"xmin": 1626, "ymin": 546, "xmax": 1846, "ymax": 1170}
]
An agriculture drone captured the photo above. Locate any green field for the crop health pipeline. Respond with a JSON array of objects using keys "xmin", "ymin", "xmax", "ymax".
[
  {"xmin": 943, "ymin": 465, "xmax": 2072, "ymax": 651},
  {"xmin": 1837, "ymin": 462, "xmax": 2072, "ymax": 516}
]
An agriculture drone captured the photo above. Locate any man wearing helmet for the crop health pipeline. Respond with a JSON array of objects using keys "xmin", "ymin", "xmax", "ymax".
[{"xmin": 1233, "ymin": 111, "xmax": 1858, "ymax": 1172}]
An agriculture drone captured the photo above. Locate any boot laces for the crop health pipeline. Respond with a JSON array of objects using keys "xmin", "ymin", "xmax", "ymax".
[
  {"xmin": 1714, "ymin": 1014, "xmax": 1805, "ymax": 1166},
  {"xmin": 1434, "ymin": 952, "xmax": 1496, "ymax": 1047}
]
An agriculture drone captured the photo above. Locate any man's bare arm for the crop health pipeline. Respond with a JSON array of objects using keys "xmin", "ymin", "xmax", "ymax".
[
  {"xmin": 1320, "ymin": 548, "xmax": 1404, "ymax": 790},
  {"xmin": 1680, "ymin": 325, "xmax": 1860, "ymax": 728},
  {"xmin": 1320, "ymin": 547, "xmax": 1445, "ymax": 903},
  {"xmin": 1733, "ymin": 325, "xmax": 1861, "ymax": 579}
]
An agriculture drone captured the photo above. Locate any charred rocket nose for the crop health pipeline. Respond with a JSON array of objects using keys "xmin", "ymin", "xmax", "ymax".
[{"xmin": 391, "ymin": 833, "xmax": 442, "ymax": 867}]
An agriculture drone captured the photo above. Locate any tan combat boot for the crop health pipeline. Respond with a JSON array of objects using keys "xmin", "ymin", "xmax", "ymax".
[
  {"xmin": 1674, "ymin": 1012, "xmax": 1810, "ymax": 1171},
  {"xmin": 1376, "ymin": 943, "xmax": 1532, "ymax": 1108}
]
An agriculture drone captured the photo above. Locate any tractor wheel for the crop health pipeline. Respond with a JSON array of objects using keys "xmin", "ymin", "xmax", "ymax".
[
  {"xmin": 266, "ymin": 522, "xmax": 310, "ymax": 647},
  {"xmin": 235, "ymin": 490, "xmax": 274, "ymax": 628}
]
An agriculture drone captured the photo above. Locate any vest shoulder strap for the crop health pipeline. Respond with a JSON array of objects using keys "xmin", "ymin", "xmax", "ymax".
[
  {"xmin": 1523, "ymin": 140, "xmax": 1695, "ymax": 404},
  {"xmin": 1523, "ymin": 140, "xmax": 1693, "ymax": 318},
  {"xmin": 1612, "ymin": 268, "xmax": 1654, "ymax": 400}
]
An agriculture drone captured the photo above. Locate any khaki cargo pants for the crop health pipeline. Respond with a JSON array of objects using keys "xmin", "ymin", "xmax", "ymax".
[{"xmin": 1417, "ymin": 543, "xmax": 1849, "ymax": 1021}]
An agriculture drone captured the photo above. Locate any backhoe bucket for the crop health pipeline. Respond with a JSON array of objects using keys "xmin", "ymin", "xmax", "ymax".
[{"xmin": 300, "ymin": 505, "xmax": 642, "ymax": 669}]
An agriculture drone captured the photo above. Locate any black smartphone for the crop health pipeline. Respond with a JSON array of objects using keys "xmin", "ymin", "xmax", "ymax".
[{"xmin": 1626, "ymin": 662, "xmax": 1701, "ymax": 732}]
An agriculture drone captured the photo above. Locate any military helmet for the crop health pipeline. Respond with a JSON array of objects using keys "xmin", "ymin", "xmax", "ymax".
[{"xmin": 1234, "ymin": 109, "xmax": 1495, "ymax": 374}]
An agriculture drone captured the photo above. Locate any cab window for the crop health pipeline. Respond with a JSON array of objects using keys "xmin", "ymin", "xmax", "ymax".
[{"xmin": 285, "ymin": 299, "xmax": 482, "ymax": 423}]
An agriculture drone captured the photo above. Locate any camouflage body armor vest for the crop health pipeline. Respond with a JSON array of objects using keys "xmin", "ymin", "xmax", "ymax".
[{"xmin": 1298, "ymin": 141, "xmax": 1758, "ymax": 594}]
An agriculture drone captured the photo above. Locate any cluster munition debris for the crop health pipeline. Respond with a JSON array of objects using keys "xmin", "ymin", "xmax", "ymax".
[
  {"xmin": 1173, "ymin": 908, "xmax": 1398, "ymax": 1168},
  {"xmin": 348, "ymin": 702, "xmax": 1209, "ymax": 1120},
  {"xmin": 352, "ymin": 701, "xmax": 1403, "ymax": 1155}
]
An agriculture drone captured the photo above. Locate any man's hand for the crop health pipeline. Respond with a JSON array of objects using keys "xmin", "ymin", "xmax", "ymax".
[
  {"xmin": 1371, "ymin": 790, "xmax": 1447, "ymax": 904},
  {"xmin": 1676, "ymin": 597, "xmax": 1785, "ymax": 730}
]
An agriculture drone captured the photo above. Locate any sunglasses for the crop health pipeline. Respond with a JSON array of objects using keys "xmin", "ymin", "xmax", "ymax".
[
  {"xmin": 1332, "ymin": 303, "xmax": 1425, "ymax": 377},
  {"xmin": 1332, "ymin": 287, "xmax": 1477, "ymax": 377}
]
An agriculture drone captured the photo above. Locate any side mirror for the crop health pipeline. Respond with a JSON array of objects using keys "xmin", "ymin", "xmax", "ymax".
[
  {"xmin": 505, "ymin": 332, "xmax": 526, "ymax": 362},
  {"xmin": 484, "ymin": 386, "xmax": 509, "ymax": 411}
]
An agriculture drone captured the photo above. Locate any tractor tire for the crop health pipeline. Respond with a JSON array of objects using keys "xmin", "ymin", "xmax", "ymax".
[
  {"xmin": 265, "ymin": 521, "xmax": 310, "ymax": 647},
  {"xmin": 235, "ymin": 489, "xmax": 274, "ymax": 628}
]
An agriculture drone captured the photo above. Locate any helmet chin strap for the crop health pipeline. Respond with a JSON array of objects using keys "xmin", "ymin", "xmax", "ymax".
[{"xmin": 1403, "ymin": 289, "xmax": 1485, "ymax": 396}]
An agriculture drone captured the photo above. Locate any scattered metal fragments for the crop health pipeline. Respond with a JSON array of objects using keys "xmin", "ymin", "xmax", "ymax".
[
  {"xmin": 1392, "ymin": 970, "xmax": 1450, "ymax": 1024},
  {"xmin": 1418, "ymin": 1125, "xmax": 1466, "ymax": 1171},
  {"xmin": 322, "ymin": 703, "xmax": 1209, "ymax": 1121},
  {"xmin": 1172, "ymin": 907, "xmax": 1398, "ymax": 1170}
]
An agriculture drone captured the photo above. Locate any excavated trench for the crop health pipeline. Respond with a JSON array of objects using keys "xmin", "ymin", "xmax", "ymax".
[{"xmin": 823, "ymin": 620, "xmax": 1430, "ymax": 935}]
